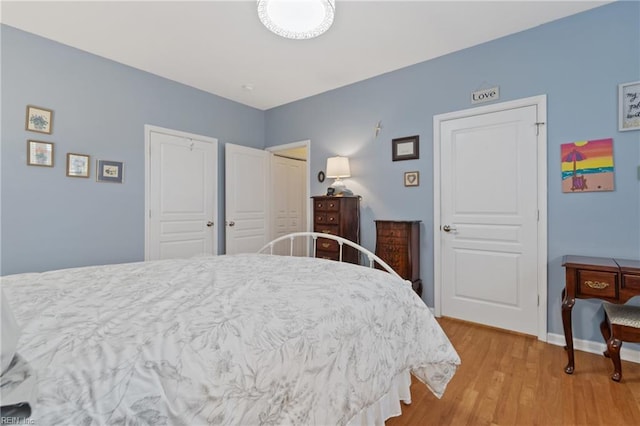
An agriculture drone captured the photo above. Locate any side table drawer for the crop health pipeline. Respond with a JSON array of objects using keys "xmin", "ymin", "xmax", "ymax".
[
  {"xmin": 622, "ymin": 274, "xmax": 640, "ymax": 292},
  {"xmin": 577, "ymin": 270, "xmax": 618, "ymax": 298}
]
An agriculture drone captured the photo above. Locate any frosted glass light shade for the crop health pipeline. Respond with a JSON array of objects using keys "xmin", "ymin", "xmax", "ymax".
[
  {"xmin": 326, "ymin": 156, "xmax": 350, "ymax": 178},
  {"xmin": 257, "ymin": 0, "xmax": 335, "ymax": 40}
]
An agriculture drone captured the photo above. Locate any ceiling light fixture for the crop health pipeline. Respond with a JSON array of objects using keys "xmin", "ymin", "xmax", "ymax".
[{"xmin": 257, "ymin": 0, "xmax": 335, "ymax": 40}]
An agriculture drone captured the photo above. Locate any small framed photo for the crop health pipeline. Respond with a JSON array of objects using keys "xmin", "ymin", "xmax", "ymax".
[
  {"xmin": 25, "ymin": 105, "xmax": 53, "ymax": 134},
  {"xmin": 27, "ymin": 140, "xmax": 54, "ymax": 167},
  {"xmin": 66, "ymin": 153, "xmax": 90, "ymax": 178},
  {"xmin": 404, "ymin": 171, "xmax": 419, "ymax": 187},
  {"xmin": 96, "ymin": 160, "xmax": 123, "ymax": 183},
  {"xmin": 619, "ymin": 80, "xmax": 640, "ymax": 131},
  {"xmin": 392, "ymin": 135, "xmax": 419, "ymax": 161}
]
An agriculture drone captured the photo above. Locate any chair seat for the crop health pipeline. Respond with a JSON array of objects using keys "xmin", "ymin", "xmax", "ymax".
[
  {"xmin": 600, "ymin": 302, "xmax": 640, "ymax": 382},
  {"xmin": 603, "ymin": 302, "xmax": 640, "ymax": 328}
]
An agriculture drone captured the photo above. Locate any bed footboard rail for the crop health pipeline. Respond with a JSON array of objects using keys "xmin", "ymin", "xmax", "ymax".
[{"xmin": 258, "ymin": 232, "xmax": 404, "ymax": 280}]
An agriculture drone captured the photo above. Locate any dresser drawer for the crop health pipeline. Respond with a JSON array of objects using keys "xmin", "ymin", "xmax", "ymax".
[
  {"xmin": 577, "ymin": 270, "xmax": 618, "ymax": 298},
  {"xmin": 376, "ymin": 236, "xmax": 408, "ymax": 247},
  {"xmin": 377, "ymin": 225, "xmax": 409, "ymax": 238},
  {"xmin": 314, "ymin": 199, "xmax": 340, "ymax": 212},
  {"xmin": 314, "ymin": 224, "xmax": 339, "ymax": 235},
  {"xmin": 316, "ymin": 250, "xmax": 339, "ymax": 261},
  {"xmin": 316, "ymin": 238, "xmax": 339, "ymax": 252},
  {"xmin": 315, "ymin": 212, "xmax": 339, "ymax": 224}
]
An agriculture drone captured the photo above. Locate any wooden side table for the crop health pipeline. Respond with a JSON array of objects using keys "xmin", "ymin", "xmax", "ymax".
[{"xmin": 561, "ymin": 255, "xmax": 640, "ymax": 374}]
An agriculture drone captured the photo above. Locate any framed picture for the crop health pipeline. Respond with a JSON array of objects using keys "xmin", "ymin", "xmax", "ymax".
[
  {"xmin": 619, "ymin": 81, "xmax": 640, "ymax": 131},
  {"xmin": 404, "ymin": 171, "xmax": 419, "ymax": 187},
  {"xmin": 66, "ymin": 153, "xmax": 90, "ymax": 178},
  {"xmin": 96, "ymin": 160, "xmax": 124, "ymax": 183},
  {"xmin": 27, "ymin": 140, "xmax": 54, "ymax": 167},
  {"xmin": 25, "ymin": 105, "xmax": 53, "ymax": 134},
  {"xmin": 392, "ymin": 135, "xmax": 419, "ymax": 161}
]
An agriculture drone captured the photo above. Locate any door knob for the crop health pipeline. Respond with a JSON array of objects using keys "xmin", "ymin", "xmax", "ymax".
[
  {"xmin": 206, "ymin": 221, "xmax": 214, "ymax": 227},
  {"xmin": 442, "ymin": 225, "xmax": 457, "ymax": 232},
  {"xmin": 228, "ymin": 221, "xmax": 235, "ymax": 227}
]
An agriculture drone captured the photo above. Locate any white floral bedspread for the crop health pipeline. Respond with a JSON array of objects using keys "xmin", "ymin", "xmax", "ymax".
[{"xmin": 2, "ymin": 254, "xmax": 460, "ymax": 425}]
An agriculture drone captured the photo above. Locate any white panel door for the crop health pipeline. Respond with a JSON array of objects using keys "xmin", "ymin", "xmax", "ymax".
[
  {"xmin": 271, "ymin": 155, "xmax": 307, "ymax": 256},
  {"xmin": 147, "ymin": 129, "xmax": 217, "ymax": 260},
  {"xmin": 440, "ymin": 105, "xmax": 539, "ymax": 335},
  {"xmin": 225, "ymin": 143, "xmax": 270, "ymax": 254}
]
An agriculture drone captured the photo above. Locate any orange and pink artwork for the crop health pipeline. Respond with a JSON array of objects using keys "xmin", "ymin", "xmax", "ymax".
[{"xmin": 561, "ymin": 138, "xmax": 614, "ymax": 193}]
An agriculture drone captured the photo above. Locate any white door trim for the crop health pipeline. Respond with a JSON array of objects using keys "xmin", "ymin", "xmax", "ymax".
[
  {"xmin": 144, "ymin": 124, "xmax": 219, "ymax": 260},
  {"xmin": 266, "ymin": 140, "xmax": 312, "ymax": 234},
  {"xmin": 433, "ymin": 95, "xmax": 548, "ymax": 341}
]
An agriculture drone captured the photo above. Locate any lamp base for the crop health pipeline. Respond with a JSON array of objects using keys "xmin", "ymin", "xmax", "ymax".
[{"xmin": 329, "ymin": 180, "xmax": 352, "ymax": 196}]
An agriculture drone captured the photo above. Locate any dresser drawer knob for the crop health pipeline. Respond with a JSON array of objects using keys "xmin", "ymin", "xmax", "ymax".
[
  {"xmin": 321, "ymin": 243, "xmax": 331, "ymax": 248},
  {"xmin": 329, "ymin": 203, "xmax": 335, "ymax": 208},
  {"xmin": 329, "ymin": 217, "xmax": 335, "ymax": 222},
  {"xmin": 585, "ymin": 280, "xmax": 609, "ymax": 290}
]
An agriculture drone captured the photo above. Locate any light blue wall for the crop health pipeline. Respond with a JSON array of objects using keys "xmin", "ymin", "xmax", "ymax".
[
  {"xmin": 1, "ymin": 25, "xmax": 265, "ymax": 274},
  {"xmin": 2, "ymin": 3, "xmax": 639, "ymax": 345},
  {"xmin": 265, "ymin": 2, "xmax": 640, "ymax": 342}
]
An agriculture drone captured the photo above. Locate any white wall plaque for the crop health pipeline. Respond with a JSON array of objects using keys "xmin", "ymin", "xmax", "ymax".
[{"xmin": 471, "ymin": 86, "xmax": 500, "ymax": 104}]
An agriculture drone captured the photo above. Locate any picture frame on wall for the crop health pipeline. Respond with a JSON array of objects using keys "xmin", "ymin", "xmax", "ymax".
[
  {"xmin": 96, "ymin": 159, "xmax": 124, "ymax": 183},
  {"xmin": 66, "ymin": 153, "xmax": 90, "ymax": 178},
  {"xmin": 25, "ymin": 105, "xmax": 53, "ymax": 134},
  {"xmin": 392, "ymin": 135, "xmax": 419, "ymax": 161},
  {"xmin": 619, "ymin": 80, "xmax": 640, "ymax": 131},
  {"xmin": 27, "ymin": 140, "xmax": 54, "ymax": 167},
  {"xmin": 404, "ymin": 171, "xmax": 419, "ymax": 187}
]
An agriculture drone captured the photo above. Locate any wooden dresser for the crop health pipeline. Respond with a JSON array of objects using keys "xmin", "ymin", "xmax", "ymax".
[
  {"xmin": 374, "ymin": 220, "xmax": 422, "ymax": 296},
  {"xmin": 312, "ymin": 196, "xmax": 360, "ymax": 264}
]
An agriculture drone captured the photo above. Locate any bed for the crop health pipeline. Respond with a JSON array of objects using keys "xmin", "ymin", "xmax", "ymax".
[{"xmin": 1, "ymin": 233, "xmax": 460, "ymax": 425}]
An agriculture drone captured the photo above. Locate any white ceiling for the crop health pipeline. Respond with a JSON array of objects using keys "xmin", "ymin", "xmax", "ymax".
[{"xmin": 1, "ymin": 0, "xmax": 611, "ymax": 110}]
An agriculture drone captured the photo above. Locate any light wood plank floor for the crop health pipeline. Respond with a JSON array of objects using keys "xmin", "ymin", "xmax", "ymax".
[{"xmin": 387, "ymin": 317, "xmax": 640, "ymax": 426}]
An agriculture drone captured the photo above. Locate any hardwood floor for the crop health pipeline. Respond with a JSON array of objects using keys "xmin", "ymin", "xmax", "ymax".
[{"xmin": 386, "ymin": 317, "xmax": 640, "ymax": 426}]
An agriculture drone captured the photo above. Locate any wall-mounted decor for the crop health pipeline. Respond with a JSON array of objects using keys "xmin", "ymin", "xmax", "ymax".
[
  {"xmin": 96, "ymin": 160, "xmax": 123, "ymax": 183},
  {"xmin": 317, "ymin": 170, "xmax": 325, "ymax": 183},
  {"xmin": 392, "ymin": 135, "xmax": 419, "ymax": 161},
  {"xmin": 561, "ymin": 138, "xmax": 614, "ymax": 193},
  {"xmin": 404, "ymin": 171, "xmax": 419, "ymax": 187},
  {"xmin": 471, "ymin": 85, "xmax": 500, "ymax": 104},
  {"xmin": 27, "ymin": 140, "xmax": 54, "ymax": 167},
  {"xmin": 66, "ymin": 153, "xmax": 90, "ymax": 178},
  {"xmin": 619, "ymin": 81, "xmax": 640, "ymax": 131},
  {"xmin": 25, "ymin": 105, "xmax": 53, "ymax": 134}
]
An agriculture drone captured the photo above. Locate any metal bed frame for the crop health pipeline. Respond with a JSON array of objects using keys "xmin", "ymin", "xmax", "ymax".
[{"xmin": 258, "ymin": 231, "xmax": 405, "ymax": 281}]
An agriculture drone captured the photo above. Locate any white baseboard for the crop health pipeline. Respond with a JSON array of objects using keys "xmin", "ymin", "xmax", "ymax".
[
  {"xmin": 431, "ymin": 311, "xmax": 640, "ymax": 364},
  {"xmin": 547, "ymin": 332, "xmax": 640, "ymax": 364}
]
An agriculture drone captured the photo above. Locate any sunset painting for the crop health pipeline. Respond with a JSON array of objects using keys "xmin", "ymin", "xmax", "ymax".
[{"xmin": 561, "ymin": 138, "xmax": 614, "ymax": 193}]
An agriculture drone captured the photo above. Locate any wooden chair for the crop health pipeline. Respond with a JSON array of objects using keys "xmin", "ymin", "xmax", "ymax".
[{"xmin": 599, "ymin": 302, "xmax": 640, "ymax": 381}]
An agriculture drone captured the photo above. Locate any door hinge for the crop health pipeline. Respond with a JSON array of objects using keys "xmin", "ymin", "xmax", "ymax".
[
  {"xmin": 534, "ymin": 122, "xmax": 545, "ymax": 136},
  {"xmin": 537, "ymin": 294, "xmax": 540, "ymax": 306},
  {"xmin": 149, "ymin": 210, "xmax": 152, "ymax": 219}
]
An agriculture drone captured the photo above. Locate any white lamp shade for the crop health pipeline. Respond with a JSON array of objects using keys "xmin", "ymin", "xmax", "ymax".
[
  {"xmin": 326, "ymin": 156, "xmax": 351, "ymax": 178},
  {"xmin": 257, "ymin": 0, "xmax": 335, "ymax": 40}
]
